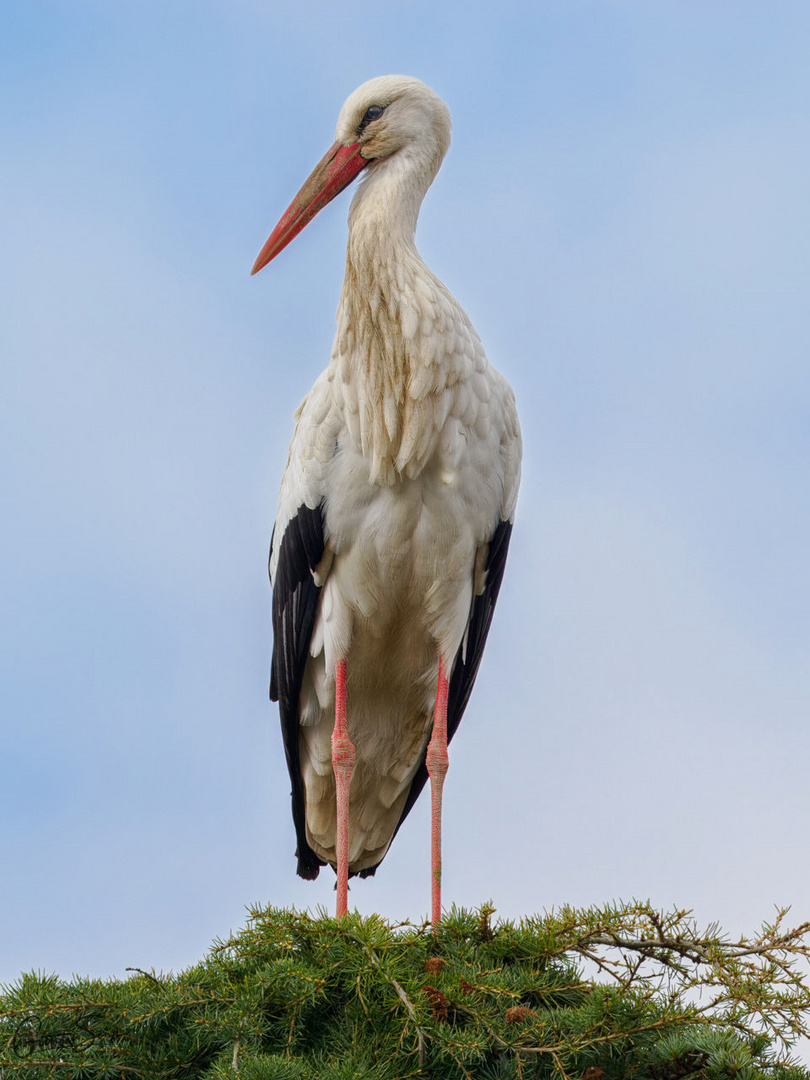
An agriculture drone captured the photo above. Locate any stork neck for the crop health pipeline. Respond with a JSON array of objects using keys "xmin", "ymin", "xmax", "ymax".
[
  {"xmin": 332, "ymin": 161, "xmax": 455, "ymax": 485},
  {"xmin": 346, "ymin": 154, "xmax": 428, "ymax": 264},
  {"xmin": 337, "ymin": 154, "xmax": 437, "ymax": 369}
]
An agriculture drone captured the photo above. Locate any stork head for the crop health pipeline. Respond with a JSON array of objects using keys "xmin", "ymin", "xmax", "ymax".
[
  {"xmin": 335, "ymin": 75, "xmax": 452, "ymax": 176},
  {"xmin": 251, "ymin": 76, "xmax": 451, "ymax": 274}
]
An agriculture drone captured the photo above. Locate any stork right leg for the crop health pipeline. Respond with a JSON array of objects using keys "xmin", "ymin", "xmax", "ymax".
[
  {"xmin": 331, "ymin": 657, "xmax": 355, "ymax": 918},
  {"xmin": 426, "ymin": 655, "xmax": 449, "ymax": 930}
]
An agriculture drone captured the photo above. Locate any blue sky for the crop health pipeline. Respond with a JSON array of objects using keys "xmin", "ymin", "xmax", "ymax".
[{"xmin": 2, "ymin": 0, "xmax": 809, "ymax": 1029}]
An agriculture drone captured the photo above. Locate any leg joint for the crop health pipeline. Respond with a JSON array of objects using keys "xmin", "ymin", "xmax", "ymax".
[
  {"xmin": 332, "ymin": 733, "xmax": 356, "ymax": 772},
  {"xmin": 426, "ymin": 740, "xmax": 448, "ymax": 779}
]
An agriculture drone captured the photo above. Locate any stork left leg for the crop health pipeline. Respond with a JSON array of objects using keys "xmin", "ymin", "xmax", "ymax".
[
  {"xmin": 426, "ymin": 655, "xmax": 449, "ymax": 930},
  {"xmin": 331, "ymin": 657, "xmax": 355, "ymax": 919}
]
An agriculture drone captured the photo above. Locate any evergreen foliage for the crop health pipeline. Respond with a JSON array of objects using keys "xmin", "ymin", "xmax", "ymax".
[{"xmin": 2, "ymin": 902, "xmax": 810, "ymax": 1079}]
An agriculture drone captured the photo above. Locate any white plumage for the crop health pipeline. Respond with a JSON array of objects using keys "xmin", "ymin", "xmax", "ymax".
[{"xmin": 255, "ymin": 75, "xmax": 521, "ymax": 898}]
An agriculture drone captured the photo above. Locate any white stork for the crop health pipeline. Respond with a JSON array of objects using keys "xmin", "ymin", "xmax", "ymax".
[{"xmin": 252, "ymin": 75, "xmax": 521, "ymax": 925}]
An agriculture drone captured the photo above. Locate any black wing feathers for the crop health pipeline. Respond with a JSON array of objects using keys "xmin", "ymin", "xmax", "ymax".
[
  {"xmin": 357, "ymin": 519, "xmax": 514, "ymax": 878},
  {"xmin": 270, "ymin": 502, "xmax": 327, "ymax": 880},
  {"xmin": 446, "ymin": 519, "xmax": 513, "ymax": 737}
]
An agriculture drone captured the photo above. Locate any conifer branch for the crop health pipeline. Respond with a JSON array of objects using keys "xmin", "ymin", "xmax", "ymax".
[
  {"xmin": 347, "ymin": 930, "xmax": 427, "ymax": 1068},
  {"xmin": 2, "ymin": 903, "xmax": 809, "ymax": 1078}
]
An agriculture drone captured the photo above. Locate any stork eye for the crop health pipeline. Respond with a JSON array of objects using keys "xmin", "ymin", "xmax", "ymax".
[{"xmin": 361, "ymin": 104, "xmax": 385, "ymax": 126}]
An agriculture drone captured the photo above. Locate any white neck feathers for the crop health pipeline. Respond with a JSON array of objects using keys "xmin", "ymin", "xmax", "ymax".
[{"xmin": 330, "ymin": 151, "xmax": 482, "ymax": 485}]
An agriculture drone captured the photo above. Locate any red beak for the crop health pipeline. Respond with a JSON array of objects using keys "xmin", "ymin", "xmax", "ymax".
[{"xmin": 251, "ymin": 141, "xmax": 369, "ymax": 274}]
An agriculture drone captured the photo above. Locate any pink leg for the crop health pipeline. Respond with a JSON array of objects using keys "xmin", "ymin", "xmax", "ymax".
[
  {"xmin": 331, "ymin": 657, "xmax": 355, "ymax": 918},
  {"xmin": 426, "ymin": 655, "xmax": 449, "ymax": 930}
]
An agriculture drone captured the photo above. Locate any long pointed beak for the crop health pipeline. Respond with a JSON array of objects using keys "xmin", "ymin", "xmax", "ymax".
[{"xmin": 251, "ymin": 141, "xmax": 369, "ymax": 275}]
